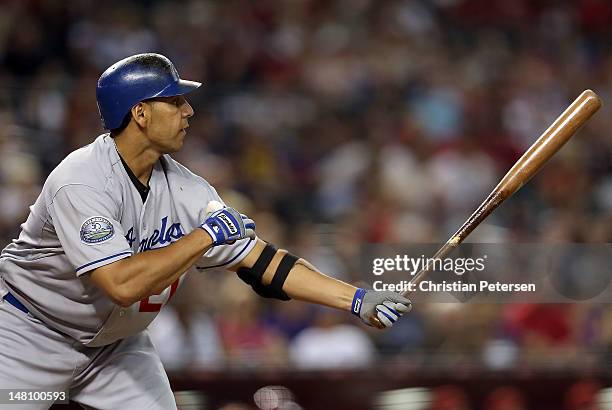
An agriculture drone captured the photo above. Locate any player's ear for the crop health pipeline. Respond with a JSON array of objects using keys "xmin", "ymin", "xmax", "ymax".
[{"xmin": 131, "ymin": 102, "xmax": 149, "ymax": 128}]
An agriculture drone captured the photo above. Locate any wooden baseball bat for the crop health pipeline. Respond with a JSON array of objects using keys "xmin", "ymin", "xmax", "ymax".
[{"xmin": 402, "ymin": 89, "xmax": 602, "ymax": 295}]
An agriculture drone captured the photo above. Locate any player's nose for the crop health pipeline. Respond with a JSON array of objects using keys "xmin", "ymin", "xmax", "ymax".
[{"xmin": 181, "ymin": 100, "xmax": 194, "ymax": 118}]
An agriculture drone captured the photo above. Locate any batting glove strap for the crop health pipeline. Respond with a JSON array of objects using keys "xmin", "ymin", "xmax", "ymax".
[
  {"xmin": 199, "ymin": 223, "xmax": 226, "ymax": 246},
  {"xmin": 351, "ymin": 288, "xmax": 368, "ymax": 317},
  {"xmin": 354, "ymin": 290, "xmax": 412, "ymax": 328},
  {"xmin": 200, "ymin": 208, "xmax": 254, "ymax": 246}
]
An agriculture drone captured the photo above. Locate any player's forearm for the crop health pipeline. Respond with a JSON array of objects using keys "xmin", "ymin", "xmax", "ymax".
[
  {"xmin": 233, "ymin": 240, "xmax": 356, "ymax": 311},
  {"xmin": 127, "ymin": 229, "xmax": 212, "ymax": 294},
  {"xmin": 91, "ymin": 228, "xmax": 212, "ymax": 306},
  {"xmin": 276, "ymin": 259, "xmax": 356, "ymax": 311},
  {"xmin": 234, "ymin": 242, "xmax": 411, "ymax": 328},
  {"xmin": 161, "ymin": 230, "xmax": 213, "ymax": 282}
]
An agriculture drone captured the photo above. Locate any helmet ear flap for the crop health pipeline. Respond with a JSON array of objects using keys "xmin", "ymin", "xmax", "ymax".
[
  {"xmin": 109, "ymin": 112, "xmax": 133, "ymax": 136},
  {"xmin": 109, "ymin": 102, "xmax": 149, "ymax": 136}
]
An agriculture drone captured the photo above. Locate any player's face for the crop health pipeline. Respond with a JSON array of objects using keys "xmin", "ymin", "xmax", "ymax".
[{"xmin": 145, "ymin": 96, "xmax": 194, "ymax": 153}]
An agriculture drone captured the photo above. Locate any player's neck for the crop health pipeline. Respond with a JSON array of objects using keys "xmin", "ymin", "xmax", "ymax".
[{"xmin": 113, "ymin": 133, "xmax": 158, "ymax": 186}]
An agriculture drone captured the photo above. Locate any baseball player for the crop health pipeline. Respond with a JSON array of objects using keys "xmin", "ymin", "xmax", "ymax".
[{"xmin": 0, "ymin": 53, "xmax": 411, "ymax": 410}]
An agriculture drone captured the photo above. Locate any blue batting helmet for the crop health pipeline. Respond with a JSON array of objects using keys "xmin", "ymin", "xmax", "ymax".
[{"xmin": 96, "ymin": 53, "xmax": 201, "ymax": 130}]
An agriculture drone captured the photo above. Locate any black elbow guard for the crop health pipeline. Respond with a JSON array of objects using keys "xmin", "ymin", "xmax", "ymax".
[{"xmin": 236, "ymin": 243, "xmax": 297, "ymax": 301}]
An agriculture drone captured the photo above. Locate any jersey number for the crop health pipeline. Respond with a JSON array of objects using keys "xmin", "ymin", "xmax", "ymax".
[{"xmin": 138, "ymin": 279, "xmax": 180, "ymax": 312}]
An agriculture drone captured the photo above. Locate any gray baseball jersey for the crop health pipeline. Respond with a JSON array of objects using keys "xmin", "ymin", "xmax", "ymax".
[{"xmin": 0, "ymin": 134, "xmax": 255, "ymax": 347}]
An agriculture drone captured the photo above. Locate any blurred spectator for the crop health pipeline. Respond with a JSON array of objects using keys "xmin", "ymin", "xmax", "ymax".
[
  {"xmin": 148, "ymin": 306, "xmax": 224, "ymax": 371},
  {"xmin": 216, "ymin": 276, "xmax": 288, "ymax": 368},
  {"xmin": 502, "ymin": 304, "xmax": 575, "ymax": 348},
  {"xmin": 429, "ymin": 385, "xmax": 470, "ymax": 410},
  {"xmin": 289, "ymin": 307, "xmax": 375, "ymax": 369},
  {"xmin": 263, "ymin": 301, "xmax": 316, "ymax": 341},
  {"xmin": 484, "ymin": 387, "xmax": 527, "ymax": 410},
  {"xmin": 565, "ymin": 380, "xmax": 602, "ymax": 410}
]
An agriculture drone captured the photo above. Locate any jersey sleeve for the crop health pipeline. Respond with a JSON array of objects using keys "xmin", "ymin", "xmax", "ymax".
[
  {"xmin": 48, "ymin": 184, "xmax": 133, "ymax": 276},
  {"xmin": 195, "ymin": 237, "xmax": 257, "ymax": 270}
]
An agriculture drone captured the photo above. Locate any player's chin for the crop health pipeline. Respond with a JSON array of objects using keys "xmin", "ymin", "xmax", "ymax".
[{"xmin": 170, "ymin": 131, "xmax": 186, "ymax": 151}]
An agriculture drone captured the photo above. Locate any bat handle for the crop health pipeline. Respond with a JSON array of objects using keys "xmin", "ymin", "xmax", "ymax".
[
  {"xmin": 400, "ymin": 190, "xmax": 505, "ymax": 297},
  {"xmin": 401, "ymin": 239, "xmax": 460, "ymax": 296}
]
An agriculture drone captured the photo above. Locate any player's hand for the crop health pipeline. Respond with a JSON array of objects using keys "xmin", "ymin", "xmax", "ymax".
[
  {"xmin": 351, "ymin": 288, "xmax": 411, "ymax": 329},
  {"xmin": 200, "ymin": 207, "xmax": 256, "ymax": 246}
]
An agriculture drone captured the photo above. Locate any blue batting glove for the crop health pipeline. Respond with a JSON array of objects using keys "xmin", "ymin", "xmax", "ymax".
[
  {"xmin": 351, "ymin": 288, "xmax": 412, "ymax": 328},
  {"xmin": 200, "ymin": 207, "xmax": 256, "ymax": 246}
]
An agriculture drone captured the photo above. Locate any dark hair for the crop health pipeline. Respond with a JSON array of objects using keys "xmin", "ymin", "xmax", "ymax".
[{"xmin": 110, "ymin": 112, "xmax": 133, "ymax": 137}]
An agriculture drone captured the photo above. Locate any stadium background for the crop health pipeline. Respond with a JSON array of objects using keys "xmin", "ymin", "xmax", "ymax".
[{"xmin": 1, "ymin": 0, "xmax": 611, "ymax": 408}]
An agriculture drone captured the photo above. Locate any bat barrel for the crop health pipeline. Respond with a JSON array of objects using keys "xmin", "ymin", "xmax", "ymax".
[{"xmin": 495, "ymin": 89, "xmax": 601, "ymax": 196}]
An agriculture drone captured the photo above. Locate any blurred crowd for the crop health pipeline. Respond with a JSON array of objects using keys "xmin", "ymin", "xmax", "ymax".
[{"xmin": 1, "ymin": 0, "xmax": 612, "ymax": 406}]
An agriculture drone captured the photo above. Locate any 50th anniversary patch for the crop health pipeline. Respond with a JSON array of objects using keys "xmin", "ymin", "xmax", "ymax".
[{"xmin": 80, "ymin": 216, "xmax": 115, "ymax": 244}]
